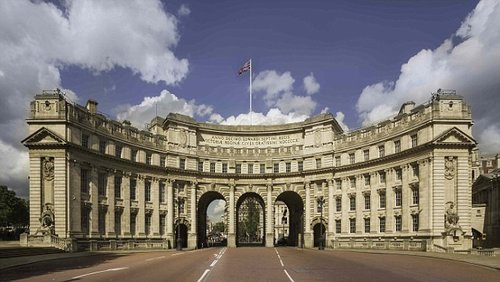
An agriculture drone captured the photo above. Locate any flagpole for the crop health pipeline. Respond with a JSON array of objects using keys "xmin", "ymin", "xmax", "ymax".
[{"xmin": 249, "ymin": 58, "xmax": 252, "ymax": 125}]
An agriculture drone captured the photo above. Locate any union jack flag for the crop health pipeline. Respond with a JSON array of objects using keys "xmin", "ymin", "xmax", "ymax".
[{"xmin": 238, "ymin": 60, "xmax": 251, "ymax": 75}]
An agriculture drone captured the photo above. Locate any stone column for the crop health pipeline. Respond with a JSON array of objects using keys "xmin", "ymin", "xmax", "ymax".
[
  {"xmin": 304, "ymin": 181, "xmax": 313, "ymax": 248},
  {"xmin": 152, "ymin": 179, "xmax": 160, "ymax": 237},
  {"xmin": 327, "ymin": 179, "xmax": 334, "ymax": 247},
  {"xmin": 188, "ymin": 181, "xmax": 197, "ymax": 249},
  {"xmin": 266, "ymin": 184, "xmax": 274, "ymax": 247},
  {"xmin": 166, "ymin": 179, "xmax": 174, "ymax": 247},
  {"xmin": 228, "ymin": 184, "xmax": 236, "ymax": 247},
  {"xmin": 106, "ymin": 173, "xmax": 115, "ymax": 238},
  {"xmin": 402, "ymin": 164, "xmax": 409, "ymax": 233},
  {"xmin": 137, "ymin": 177, "xmax": 145, "ymax": 237},
  {"xmin": 90, "ymin": 167, "xmax": 99, "ymax": 237},
  {"xmin": 122, "ymin": 175, "xmax": 131, "ymax": 237},
  {"xmin": 68, "ymin": 162, "xmax": 82, "ymax": 236}
]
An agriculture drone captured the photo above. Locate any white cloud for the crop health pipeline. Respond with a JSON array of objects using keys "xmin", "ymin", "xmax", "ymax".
[
  {"xmin": 355, "ymin": 0, "xmax": 500, "ymax": 152},
  {"xmin": 252, "ymin": 70, "xmax": 295, "ymax": 106},
  {"xmin": 275, "ymin": 93, "xmax": 316, "ymax": 115},
  {"xmin": 252, "ymin": 70, "xmax": 319, "ymax": 116},
  {"xmin": 115, "ymin": 90, "xmax": 213, "ymax": 127},
  {"xmin": 0, "ymin": 0, "xmax": 189, "ymax": 195},
  {"xmin": 177, "ymin": 4, "xmax": 191, "ymax": 16},
  {"xmin": 208, "ymin": 199, "xmax": 226, "ymax": 222},
  {"xmin": 0, "ymin": 139, "xmax": 29, "ymax": 197},
  {"xmin": 212, "ymin": 108, "xmax": 309, "ymax": 125},
  {"xmin": 303, "ymin": 73, "xmax": 320, "ymax": 95},
  {"xmin": 334, "ymin": 112, "xmax": 349, "ymax": 132}
]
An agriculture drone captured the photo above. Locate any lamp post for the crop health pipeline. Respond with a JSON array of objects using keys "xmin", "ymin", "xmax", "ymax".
[
  {"xmin": 317, "ymin": 196, "xmax": 325, "ymax": 250},
  {"xmin": 176, "ymin": 196, "xmax": 184, "ymax": 251},
  {"xmin": 282, "ymin": 207, "xmax": 287, "ymax": 244}
]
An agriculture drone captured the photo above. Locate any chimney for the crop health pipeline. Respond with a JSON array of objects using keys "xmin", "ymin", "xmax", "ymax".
[{"xmin": 86, "ymin": 99, "xmax": 98, "ymax": 114}]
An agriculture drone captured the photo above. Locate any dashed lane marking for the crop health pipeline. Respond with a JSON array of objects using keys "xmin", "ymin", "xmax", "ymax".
[
  {"xmin": 274, "ymin": 248, "xmax": 284, "ymax": 267},
  {"xmin": 284, "ymin": 269, "xmax": 295, "ymax": 282},
  {"xmin": 145, "ymin": 256, "xmax": 166, "ymax": 262},
  {"xmin": 72, "ymin": 267, "xmax": 129, "ymax": 279},
  {"xmin": 210, "ymin": 259, "xmax": 218, "ymax": 267},
  {"xmin": 197, "ymin": 247, "xmax": 227, "ymax": 282},
  {"xmin": 197, "ymin": 269, "xmax": 210, "ymax": 282},
  {"xmin": 275, "ymin": 248, "xmax": 295, "ymax": 282}
]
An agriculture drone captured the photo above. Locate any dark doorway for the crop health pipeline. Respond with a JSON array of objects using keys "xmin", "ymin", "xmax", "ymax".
[
  {"xmin": 313, "ymin": 223, "xmax": 326, "ymax": 248},
  {"xmin": 275, "ymin": 191, "xmax": 304, "ymax": 246},
  {"xmin": 236, "ymin": 193, "xmax": 265, "ymax": 247},
  {"xmin": 174, "ymin": 223, "xmax": 188, "ymax": 249},
  {"xmin": 197, "ymin": 191, "xmax": 226, "ymax": 248}
]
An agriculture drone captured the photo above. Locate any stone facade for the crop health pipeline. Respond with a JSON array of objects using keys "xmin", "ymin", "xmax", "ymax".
[
  {"xmin": 472, "ymin": 169, "xmax": 500, "ymax": 248},
  {"xmin": 23, "ymin": 89, "xmax": 477, "ymax": 251}
]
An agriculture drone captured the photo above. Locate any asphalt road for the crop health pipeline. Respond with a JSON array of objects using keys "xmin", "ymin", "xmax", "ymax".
[{"xmin": 1, "ymin": 247, "xmax": 499, "ymax": 281}]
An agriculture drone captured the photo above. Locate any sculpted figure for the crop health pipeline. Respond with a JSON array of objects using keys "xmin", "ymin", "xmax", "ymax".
[
  {"xmin": 35, "ymin": 204, "xmax": 55, "ymax": 235},
  {"xmin": 43, "ymin": 157, "xmax": 54, "ymax": 181},
  {"xmin": 444, "ymin": 157, "xmax": 455, "ymax": 180}
]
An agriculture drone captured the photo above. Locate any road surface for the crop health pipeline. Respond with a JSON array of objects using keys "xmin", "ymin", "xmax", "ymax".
[{"xmin": 1, "ymin": 247, "xmax": 499, "ymax": 281}]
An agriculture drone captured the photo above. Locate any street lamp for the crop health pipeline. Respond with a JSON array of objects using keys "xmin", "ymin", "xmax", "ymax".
[
  {"xmin": 317, "ymin": 196, "xmax": 325, "ymax": 250},
  {"xmin": 282, "ymin": 208, "xmax": 287, "ymax": 244},
  {"xmin": 176, "ymin": 196, "xmax": 185, "ymax": 251}
]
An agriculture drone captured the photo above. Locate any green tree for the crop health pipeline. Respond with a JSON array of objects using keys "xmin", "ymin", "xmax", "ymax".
[
  {"xmin": 212, "ymin": 221, "xmax": 225, "ymax": 234},
  {"xmin": 0, "ymin": 186, "xmax": 29, "ymax": 227}
]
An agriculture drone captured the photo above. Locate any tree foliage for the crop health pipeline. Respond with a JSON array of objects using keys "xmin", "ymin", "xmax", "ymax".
[
  {"xmin": 212, "ymin": 221, "xmax": 225, "ymax": 234},
  {"xmin": 0, "ymin": 186, "xmax": 29, "ymax": 227}
]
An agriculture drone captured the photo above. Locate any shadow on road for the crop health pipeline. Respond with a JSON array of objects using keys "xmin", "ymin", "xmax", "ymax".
[{"xmin": 0, "ymin": 253, "xmax": 128, "ymax": 281}]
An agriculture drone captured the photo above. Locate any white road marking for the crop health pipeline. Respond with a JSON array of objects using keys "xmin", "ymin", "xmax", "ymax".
[
  {"xmin": 145, "ymin": 256, "xmax": 165, "ymax": 262},
  {"xmin": 197, "ymin": 269, "xmax": 210, "ymax": 282},
  {"xmin": 72, "ymin": 267, "xmax": 129, "ymax": 279},
  {"xmin": 197, "ymin": 248, "xmax": 227, "ymax": 282},
  {"xmin": 274, "ymin": 248, "xmax": 284, "ymax": 267},
  {"xmin": 284, "ymin": 269, "xmax": 295, "ymax": 282}
]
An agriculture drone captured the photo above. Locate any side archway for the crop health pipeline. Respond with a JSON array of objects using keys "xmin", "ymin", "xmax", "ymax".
[
  {"xmin": 311, "ymin": 217, "xmax": 327, "ymax": 248},
  {"xmin": 275, "ymin": 191, "xmax": 304, "ymax": 247},
  {"xmin": 197, "ymin": 191, "xmax": 226, "ymax": 248}
]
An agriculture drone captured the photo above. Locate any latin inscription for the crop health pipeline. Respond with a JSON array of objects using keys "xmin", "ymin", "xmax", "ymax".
[{"xmin": 202, "ymin": 134, "xmax": 301, "ymax": 147}]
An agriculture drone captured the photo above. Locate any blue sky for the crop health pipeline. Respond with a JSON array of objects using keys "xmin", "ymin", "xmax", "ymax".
[{"xmin": 1, "ymin": 0, "xmax": 500, "ymax": 199}]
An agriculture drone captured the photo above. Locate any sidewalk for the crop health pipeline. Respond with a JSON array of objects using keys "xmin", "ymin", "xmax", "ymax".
[
  {"xmin": 0, "ymin": 241, "xmax": 177, "ymax": 271},
  {"xmin": 0, "ymin": 252, "xmax": 97, "ymax": 270},
  {"xmin": 330, "ymin": 248, "xmax": 500, "ymax": 270}
]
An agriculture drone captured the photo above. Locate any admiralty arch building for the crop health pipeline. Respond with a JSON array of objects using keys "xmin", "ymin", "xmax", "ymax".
[{"xmin": 23, "ymin": 89, "xmax": 477, "ymax": 252}]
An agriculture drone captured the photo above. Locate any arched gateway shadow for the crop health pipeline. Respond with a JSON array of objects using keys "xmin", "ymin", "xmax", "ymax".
[
  {"xmin": 236, "ymin": 192, "xmax": 265, "ymax": 247},
  {"xmin": 275, "ymin": 191, "xmax": 304, "ymax": 247},
  {"xmin": 197, "ymin": 191, "xmax": 226, "ymax": 248}
]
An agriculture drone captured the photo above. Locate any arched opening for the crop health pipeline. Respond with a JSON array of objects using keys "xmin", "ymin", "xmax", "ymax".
[
  {"xmin": 174, "ymin": 223, "xmax": 188, "ymax": 249},
  {"xmin": 275, "ymin": 191, "xmax": 304, "ymax": 247},
  {"xmin": 313, "ymin": 223, "xmax": 326, "ymax": 248},
  {"xmin": 236, "ymin": 192, "xmax": 265, "ymax": 247},
  {"xmin": 197, "ymin": 191, "xmax": 226, "ymax": 248}
]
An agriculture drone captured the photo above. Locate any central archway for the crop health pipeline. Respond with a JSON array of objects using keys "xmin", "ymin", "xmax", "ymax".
[
  {"xmin": 275, "ymin": 191, "xmax": 304, "ymax": 247},
  {"xmin": 236, "ymin": 192, "xmax": 265, "ymax": 247},
  {"xmin": 197, "ymin": 191, "xmax": 226, "ymax": 249}
]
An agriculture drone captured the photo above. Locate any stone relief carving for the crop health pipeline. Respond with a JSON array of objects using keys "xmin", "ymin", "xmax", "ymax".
[
  {"xmin": 42, "ymin": 157, "xmax": 54, "ymax": 181},
  {"xmin": 444, "ymin": 156, "xmax": 455, "ymax": 180}
]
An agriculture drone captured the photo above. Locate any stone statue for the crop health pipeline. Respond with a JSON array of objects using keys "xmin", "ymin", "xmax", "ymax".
[
  {"xmin": 35, "ymin": 204, "xmax": 55, "ymax": 235},
  {"xmin": 444, "ymin": 201, "xmax": 463, "ymax": 239},
  {"xmin": 445, "ymin": 202, "xmax": 459, "ymax": 228}
]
